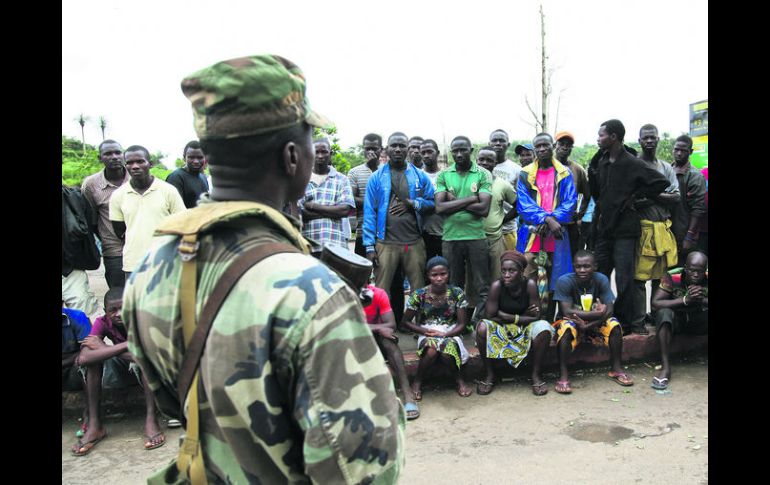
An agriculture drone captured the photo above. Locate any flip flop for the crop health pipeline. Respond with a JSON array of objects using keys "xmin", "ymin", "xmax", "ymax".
[
  {"xmin": 144, "ymin": 432, "xmax": 166, "ymax": 450},
  {"xmin": 532, "ymin": 381, "xmax": 548, "ymax": 396},
  {"xmin": 554, "ymin": 380, "xmax": 572, "ymax": 394},
  {"xmin": 167, "ymin": 419, "xmax": 182, "ymax": 429},
  {"xmin": 607, "ymin": 371, "xmax": 634, "ymax": 386},
  {"xmin": 71, "ymin": 432, "xmax": 107, "ymax": 456},
  {"xmin": 476, "ymin": 380, "xmax": 495, "ymax": 396},
  {"xmin": 404, "ymin": 402, "xmax": 420, "ymax": 420},
  {"xmin": 651, "ymin": 376, "xmax": 669, "ymax": 390}
]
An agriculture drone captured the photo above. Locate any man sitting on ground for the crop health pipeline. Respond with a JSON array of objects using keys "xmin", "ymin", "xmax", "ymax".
[
  {"xmin": 650, "ymin": 250, "xmax": 708, "ymax": 390},
  {"xmin": 71, "ymin": 288, "xmax": 165, "ymax": 456},
  {"xmin": 362, "ymin": 282, "xmax": 420, "ymax": 420},
  {"xmin": 551, "ymin": 250, "xmax": 634, "ymax": 394}
]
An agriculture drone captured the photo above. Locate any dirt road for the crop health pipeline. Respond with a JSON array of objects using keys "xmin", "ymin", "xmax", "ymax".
[{"xmin": 62, "ymin": 357, "xmax": 707, "ymax": 484}]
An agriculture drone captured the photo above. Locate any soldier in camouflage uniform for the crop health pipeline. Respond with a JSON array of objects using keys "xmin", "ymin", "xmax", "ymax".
[{"xmin": 125, "ymin": 55, "xmax": 405, "ymax": 484}]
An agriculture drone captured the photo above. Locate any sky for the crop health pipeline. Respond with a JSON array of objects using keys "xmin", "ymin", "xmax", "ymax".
[{"xmin": 63, "ymin": 0, "xmax": 707, "ymax": 168}]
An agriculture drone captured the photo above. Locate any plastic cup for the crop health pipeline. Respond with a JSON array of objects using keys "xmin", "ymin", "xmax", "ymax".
[{"xmin": 580, "ymin": 294, "xmax": 593, "ymax": 312}]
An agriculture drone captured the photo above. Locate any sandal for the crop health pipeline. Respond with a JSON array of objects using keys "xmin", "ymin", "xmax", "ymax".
[
  {"xmin": 144, "ymin": 432, "xmax": 166, "ymax": 450},
  {"xmin": 554, "ymin": 380, "xmax": 572, "ymax": 394},
  {"xmin": 607, "ymin": 371, "xmax": 634, "ymax": 386},
  {"xmin": 476, "ymin": 380, "xmax": 495, "ymax": 396},
  {"xmin": 651, "ymin": 376, "xmax": 669, "ymax": 390},
  {"xmin": 457, "ymin": 384, "xmax": 472, "ymax": 397},
  {"xmin": 71, "ymin": 431, "xmax": 107, "ymax": 457},
  {"xmin": 404, "ymin": 402, "xmax": 420, "ymax": 420},
  {"xmin": 532, "ymin": 381, "xmax": 548, "ymax": 396}
]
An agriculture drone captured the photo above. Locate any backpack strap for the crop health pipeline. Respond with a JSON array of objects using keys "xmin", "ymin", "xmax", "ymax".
[{"xmin": 175, "ymin": 241, "xmax": 299, "ymax": 485}]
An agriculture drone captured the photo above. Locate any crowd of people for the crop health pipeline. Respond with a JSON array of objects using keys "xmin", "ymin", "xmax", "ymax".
[{"xmin": 61, "ymin": 54, "xmax": 707, "ymax": 483}]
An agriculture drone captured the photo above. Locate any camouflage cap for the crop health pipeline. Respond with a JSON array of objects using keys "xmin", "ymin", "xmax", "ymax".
[{"xmin": 181, "ymin": 55, "xmax": 333, "ymax": 140}]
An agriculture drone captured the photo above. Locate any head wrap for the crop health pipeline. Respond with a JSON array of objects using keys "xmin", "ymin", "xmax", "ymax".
[
  {"xmin": 426, "ymin": 256, "xmax": 450, "ymax": 272},
  {"xmin": 500, "ymin": 250, "xmax": 527, "ymax": 271}
]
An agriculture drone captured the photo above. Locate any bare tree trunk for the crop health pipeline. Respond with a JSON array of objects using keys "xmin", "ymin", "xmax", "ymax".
[{"xmin": 540, "ymin": 4, "xmax": 548, "ymax": 134}]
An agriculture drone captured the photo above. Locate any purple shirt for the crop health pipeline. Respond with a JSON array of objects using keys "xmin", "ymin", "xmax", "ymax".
[{"xmin": 89, "ymin": 315, "xmax": 128, "ymax": 344}]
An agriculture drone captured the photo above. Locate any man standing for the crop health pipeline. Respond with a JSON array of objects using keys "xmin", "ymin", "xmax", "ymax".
[
  {"xmin": 514, "ymin": 142, "xmax": 535, "ymax": 167},
  {"xmin": 299, "ymin": 138, "xmax": 355, "ymax": 253},
  {"xmin": 631, "ymin": 124, "xmax": 681, "ymax": 334},
  {"xmin": 476, "ymin": 146, "xmax": 517, "ymax": 282},
  {"xmin": 516, "ymin": 133, "xmax": 577, "ymax": 319},
  {"xmin": 419, "ymin": 139, "xmax": 444, "ymax": 260},
  {"xmin": 489, "ymin": 129, "xmax": 522, "ymax": 251},
  {"xmin": 348, "ymin": 133, "xmax": 383, "ymax": 256},
  {"xmin": 671, "ymin": 135, "xmax": 707, "ymax": 266},
  {"xmin": 81, "ymin": 140, "xmax": 129, "ymax": 289},
  {"xmin": 554, "ymin": 131, "xmax": 591, "ymax": 260},
  {"xmin": 407, "ymin": 136, "xmax": 425, "ymax": 169},
  {"xmin": 435, "ymin": 136, "xmax": 492, "ymax": 316},
  {"xmin": 109, "ymin": 145, "xmax": 186, "ymax": 279},
  {"xmin": 588, "ymin": 119, "xmax": 669, "ymax": 331},
  {"xmin": 125, "ymin": 55, "xmax": 404, "ymax": 483},
  {"xmin": 165, "ymin": 140, "xmax": 209, "ymax": 208},
  {"xmin": 364, "ymin": 132, "xmax": 435, "ymax": 304}
]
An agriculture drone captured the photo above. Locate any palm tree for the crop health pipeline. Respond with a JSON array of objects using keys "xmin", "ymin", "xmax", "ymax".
[
  {"xmin": 98, "ymin": 116, "xmax": 108, "ymax": 140},
  {"xmin": 75, "ymin": 114, "xmax": 90, "ymax": 155}
]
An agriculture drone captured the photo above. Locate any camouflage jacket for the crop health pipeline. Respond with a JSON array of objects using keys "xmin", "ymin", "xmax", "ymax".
[{"xmin": 125, "ymin": 198, "xmax": 405, "ymax": 484}]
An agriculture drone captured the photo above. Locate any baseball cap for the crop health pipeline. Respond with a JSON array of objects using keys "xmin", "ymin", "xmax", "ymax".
[
  {"xmin": 181, "ymin": 54, "xmax": 333, "ymax": 140},
  {"xmin": 514, "ymin": 143, "xmax": 534, "ymax": 155},
  {"xmin": 555, "ymin": 131, "xmax": 575, "ymax": 143}
]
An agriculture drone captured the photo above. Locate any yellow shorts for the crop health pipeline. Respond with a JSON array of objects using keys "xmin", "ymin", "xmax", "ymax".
[{"xmin": 553, "ymin": 317, "xmax": 621, "ymax": 350}]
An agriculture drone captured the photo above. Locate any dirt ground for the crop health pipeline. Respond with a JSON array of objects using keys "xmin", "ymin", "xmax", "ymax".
[
  {"xmin": 65, "ymin": 265, "xmax": 707, "ymax": 484},
  {"xmin": 62, "ymin": 358, "xmax": 707, "ymax": 484}
]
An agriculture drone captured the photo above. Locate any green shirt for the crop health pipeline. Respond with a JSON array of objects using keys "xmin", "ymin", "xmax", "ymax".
[
  {"xmin": 483, "ymin": 176, "xmax": 517, "ymax": 241},
  {"xmin": 436, "ymin": 162, "xmax": 492, "ymax": 241}
]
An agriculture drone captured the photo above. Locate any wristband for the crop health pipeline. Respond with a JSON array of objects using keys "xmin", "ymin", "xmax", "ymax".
[
  {"xmin": 513, "ymin": 314, "xmax": 520, "ymax": 325},
  {"xmin": 682, "ymin": 295, "xmax": 689, "ymax": 306}
]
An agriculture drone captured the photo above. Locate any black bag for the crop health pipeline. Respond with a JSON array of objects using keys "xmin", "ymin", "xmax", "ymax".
[{"xmin": 62, "ymin": 185, "xmax": 101, "ymax": 270}]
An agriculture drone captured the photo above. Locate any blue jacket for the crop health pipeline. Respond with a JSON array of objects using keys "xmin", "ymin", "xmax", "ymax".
[
  {"xmin": 516, "ymin": 158, "xmax": 577, "ymax": 289},
  {"xmin": 363, "ymin": 163, "xmax": 435, "ymax": 250}
]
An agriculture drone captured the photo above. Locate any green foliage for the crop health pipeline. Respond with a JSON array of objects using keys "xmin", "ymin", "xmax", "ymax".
[
  {"xmin": 62, "ymin": 135, "xmax": 101, "ymax": 187},
  {"xmin": 313, "ymin": 126, "xmax": 352, "ymax": 174},
  {"xmin": 150, "ymin": 166, "xmax": 172, "ymax": 180}
]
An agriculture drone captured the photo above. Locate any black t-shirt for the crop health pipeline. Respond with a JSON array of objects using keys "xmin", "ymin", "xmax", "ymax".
[
  {"xmin": 384, "ymin": 167, "xmax": 421, "ymax": 244},
  {"xmin": 166, "ymin": 168, "xmax": 209, "ymax": 209},
  {"xmin": 553, "ymin": 272, "xmax": 615, "ymax": 307}
]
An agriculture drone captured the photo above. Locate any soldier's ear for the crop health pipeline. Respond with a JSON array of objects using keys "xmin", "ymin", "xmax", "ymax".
[{"xmin": 282, "ymin": 141, "xmax": 299, "ymax": 176}]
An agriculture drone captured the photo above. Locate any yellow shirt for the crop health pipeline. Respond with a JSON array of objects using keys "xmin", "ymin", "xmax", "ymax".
[{"xmin": 109, "ymin": 177, "xmax": 186, "ymax": 271}]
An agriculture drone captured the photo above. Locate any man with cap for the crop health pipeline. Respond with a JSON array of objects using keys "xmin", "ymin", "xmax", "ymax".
[
  {"xmin": 124, "ymin": 55, "xmax": 404, "ymax": 484},
  {"xmin": 554, "ymin": 131, "xmax": 591, "ymax": 259},
  {"xmin": 514, "ymin": 142, "xmax": 535, "ymax": 167}
]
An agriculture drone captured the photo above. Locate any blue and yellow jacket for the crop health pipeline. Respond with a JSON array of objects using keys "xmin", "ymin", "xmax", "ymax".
[{"xmin": 516, "ymin": 157, "xmax": 577, "ymax": 289}]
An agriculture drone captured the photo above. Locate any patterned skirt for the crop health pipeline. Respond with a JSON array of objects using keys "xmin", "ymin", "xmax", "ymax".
[
  {"xmin": 482, "ymin": 319, "xmax": 553, "ymax": 368},
  {"xmin": 416, "ymin": 323, "xmax": 470, "ymax": 369}
]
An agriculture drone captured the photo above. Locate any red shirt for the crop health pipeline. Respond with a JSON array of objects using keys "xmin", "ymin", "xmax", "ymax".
[{"xmin": 363, "ymin": 285, "xmax": 393, "ymax": 324}]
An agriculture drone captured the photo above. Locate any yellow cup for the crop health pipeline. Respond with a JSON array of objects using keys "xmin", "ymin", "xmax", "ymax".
[{"xmin": 580, "ymin": 293, "xmax": 593, "ymax": 312}]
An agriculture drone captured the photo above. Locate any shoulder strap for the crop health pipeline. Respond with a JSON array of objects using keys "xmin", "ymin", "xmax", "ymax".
[
  {"xmin": 177, "ymin": 241, "xmax": 300, "ymax": 411},
  {"xmin": 175, "ymin": 241, "xmax": 299, "ymax": 485}
]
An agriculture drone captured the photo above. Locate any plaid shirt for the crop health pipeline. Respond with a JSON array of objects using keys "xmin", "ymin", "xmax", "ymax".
[{"xmin": 299, "ymin": 166, "xmax": 355, "ymax": 249}]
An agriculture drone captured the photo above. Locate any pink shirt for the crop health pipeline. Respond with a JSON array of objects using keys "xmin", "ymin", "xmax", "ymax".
[
  {"xmin": 89, "ymin": 315, "xmax": 128, "ymax": 344},
  {"xmin": 531, "ymin": 167, "xmax": 556, "ymax": 253},
  {"xmin": 363, "ymin": 285, "xmax": 393, "ymax": 324}
]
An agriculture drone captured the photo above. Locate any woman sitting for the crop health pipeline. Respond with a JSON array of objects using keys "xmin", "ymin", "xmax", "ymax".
[
  {"xmin": 402, "ymin": 256, "xmax": 473, "ymax": 400},
  {"xmin": 475, "ymin": 250, "xmax": 554, "ymax": 396}
]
